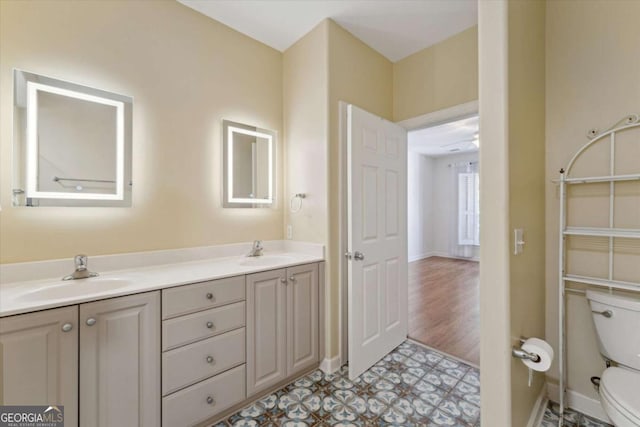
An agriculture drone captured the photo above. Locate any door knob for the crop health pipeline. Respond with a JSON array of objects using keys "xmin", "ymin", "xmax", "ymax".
[{"xmin": 345, "ymin": 251, "xmax": 365, "ymax": 261}]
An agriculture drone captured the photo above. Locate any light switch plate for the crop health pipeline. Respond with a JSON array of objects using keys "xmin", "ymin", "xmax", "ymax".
[{"xmin": 514, "ymin": 228, "xmax": 525, "ymax": 255}]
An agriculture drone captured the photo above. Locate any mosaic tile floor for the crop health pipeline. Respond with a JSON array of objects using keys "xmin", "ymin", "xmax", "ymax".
[
  {"xmin": 213, "ymin": 341, "xmax": 481, "ymax": 426},
  {"xmin": 541, "ymin": 401, "xmax": 612, "ymax": 427}
]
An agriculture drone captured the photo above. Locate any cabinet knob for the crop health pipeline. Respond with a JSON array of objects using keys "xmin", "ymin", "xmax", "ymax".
[
  {"xmin": 61, "ymin": 323, "xmax": 73, "ymax": 332},
  {"xmin": 206, "ymin": 293, "xmax": 214, "ymax": 301},
  {"xmin": 280, "ymin": 278, "xmax": 288, "ymax": 284},
  {"xmin": 86, "ymin": 318, "xmax": 96, "ymax": 326},
  {"xmin": 206, "ymin": 396, "xmax": 215, "ymax": 405},
  {"xmin": 206, "ymin": 356, "xmax": 215, "ymax": 364},
  {"xmin": 289, "ymin": 276, "xmax": 296, "ymax": 282},
  {"xmin": 206, "ymin": 321, "xmax": 214, "ymax": 329}
]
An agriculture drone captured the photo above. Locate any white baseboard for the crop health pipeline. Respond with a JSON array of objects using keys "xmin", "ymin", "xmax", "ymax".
[
  {"xmin": 408, "ymin": 252, "xmax": 480, "ymax": 263},
  {"xmin": 319, "ymin": 355, "xmax": 342, "ymax": 374},
  {"xmin": 547, "ymin": 383, "xmax": 611, "ymax": 423},
  {"xmin": 407, "ymin": 338, "xmax": 479, "ymax": 369},
  {"xmin": 527, "ymin": 384, "xmax": 548, "ymax": 427},
  {"xmin": 408, "ymin": 252, "xmax": 436, "ymax": 263},
  {"xmin": 431, "ymin": 251, "xmax": 480, "ymax": 262}
]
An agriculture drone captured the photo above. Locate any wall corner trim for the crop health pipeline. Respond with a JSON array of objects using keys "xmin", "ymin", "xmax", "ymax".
[
  {"xmin": 319, "ymin": 356, "xmax": 342, "ymax": 374},
  {"xmin": 527, "ymin": 384, "xmax": 549, "ymax": 427}
]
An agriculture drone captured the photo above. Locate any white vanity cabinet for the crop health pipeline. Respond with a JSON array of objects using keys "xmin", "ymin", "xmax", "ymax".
[
  {"xmin": 246, "ymin": 263, "xmax": 320, "ymax": 397},
  {"xmin": 0, "ymin": 291, "xmax": 160, "ymax": 427},
  {"xmin": 0, "ymin": 256, "xmax": 324, "ymax": 427},
  {"xmin": 0, "ymin": 306, "xmax": 79, "ymax": 427},
  {"xmin": 79, "ymin": 291, "xmax": 161, "ymax": 427}
]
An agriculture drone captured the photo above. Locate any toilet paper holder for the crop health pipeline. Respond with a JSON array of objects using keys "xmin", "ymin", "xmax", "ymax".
[{"xmin": 512, "ymin": 337, "xmax": 542, "ymax": 363}]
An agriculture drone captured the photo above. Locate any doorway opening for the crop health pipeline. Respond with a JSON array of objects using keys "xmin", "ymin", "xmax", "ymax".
[{"xmin": 407, "ymin": 114, "xmax": 480, "ymax": 366}]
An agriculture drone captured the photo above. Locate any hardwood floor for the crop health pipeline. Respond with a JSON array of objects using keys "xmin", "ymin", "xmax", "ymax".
[{"xmin": 408, "ymin": 256, "xmax": 480, "ymax": 365}]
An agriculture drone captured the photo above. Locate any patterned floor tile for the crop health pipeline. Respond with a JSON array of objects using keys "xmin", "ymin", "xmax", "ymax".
[
  {"xmin": 213, "ymin": 341, "xmax": 480, "ymax": 427},
  {"xmin": 542, "ymin": 401, "xmax": 613, "ymax": 427}
]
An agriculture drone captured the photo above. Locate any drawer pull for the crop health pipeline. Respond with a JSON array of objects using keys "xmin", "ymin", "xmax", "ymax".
[
  {"xmin": 206, "ymin": 293, "xmax": 214, "ymax": 300},
  {"xmin": 206, "ymin": 356, "xmax": 215, "ymax": 364},
  {"xmin": 206, "ymin": 321, "xmax": 214, "ymax": 329},
  {"xmin": 206, "ymin": 396, "xmax": 215, "ymax": 405}
]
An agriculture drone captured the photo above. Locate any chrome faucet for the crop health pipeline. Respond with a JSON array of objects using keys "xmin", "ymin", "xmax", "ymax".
[
  {"xmin": 247, "ymin": 240, "xmax": 264, "ymax": 257},
  {"xmin": 63, "ymin": 254, "xmax": 99, "ymax": 280}
]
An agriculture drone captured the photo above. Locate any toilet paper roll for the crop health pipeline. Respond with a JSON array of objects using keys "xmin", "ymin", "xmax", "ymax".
[{"xmin": 521, "ymin": 338, "xmax": 554, "ymax": 372}]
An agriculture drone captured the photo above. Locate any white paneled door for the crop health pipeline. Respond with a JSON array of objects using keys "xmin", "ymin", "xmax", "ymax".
[{"xmin": 347, "ymin": 104, "xmax": 408, "ymax": 380}]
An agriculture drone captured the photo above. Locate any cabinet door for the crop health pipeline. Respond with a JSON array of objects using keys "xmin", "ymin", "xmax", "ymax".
[
  {"xmin": 0, "ymin": 306, "xmax": 78, "ymax": 427},
  {"xmin": 286, "ymin": 263, "xmax": 319, "ymax": 376},
  {"xmin": 80, "ymin": 291, "xmax": 160, "ymax": 427},
  {"xmin": 246, "ymin": 269, "xmax": 286, "ymax": 397}
]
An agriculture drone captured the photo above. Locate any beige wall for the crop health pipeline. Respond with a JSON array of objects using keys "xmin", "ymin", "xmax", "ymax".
[
  {"xmin": 479, "ymin": 1, "xmax": 546, "ymax": 425},
  {"xmin": 393, "ymin": 26, "xmax": 478, "ymax": 122},
  {"xmin": 0, "ymin": 0, "xmax": 283, "ymax": 263},
  {"xmin": 508, "ymin": 1, "xmax": 547, "ymax": 426},
  {"xmin": 327, "ymin": 20, "xmax": 394, "ymax": 358},
  {"xmin": 478, "ymin": 2, "xmax": 511, "ymax": 424},
  {"xmin": 282, "ymin": 22, "xmax": 331, "ymax": 357},
  {"xmin": 545, "ymin": 0, "xmax": 640, "ymax": 402},
  {"xmin": 283, "ymin": 22, "xmax": 329, "ymax": 245}
]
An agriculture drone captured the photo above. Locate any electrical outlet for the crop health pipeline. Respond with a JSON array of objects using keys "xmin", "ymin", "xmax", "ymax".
[{"xmin": 287, "ymin": 225, "xmax": 292, "ymax": 239}]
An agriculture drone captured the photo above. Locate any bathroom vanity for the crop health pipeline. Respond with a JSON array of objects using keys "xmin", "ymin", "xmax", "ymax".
[{"xmin": 0, "ymin": 243, "xmax": 325, "ymax": 427}]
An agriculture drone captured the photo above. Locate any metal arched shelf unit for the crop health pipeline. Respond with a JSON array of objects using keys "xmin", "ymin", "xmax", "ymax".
[{"xmin": 557, "ymin": 114, "xmax": 640, "ymax": 425}]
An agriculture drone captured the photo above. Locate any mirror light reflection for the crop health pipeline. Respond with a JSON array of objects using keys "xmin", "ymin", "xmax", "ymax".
[
  {"xmin": 13, "ymin": 70, "xmax": 132, "ymax": 207},
  {"xmin": 223, "ymin": 120, "xmax": 275, "ymax": 208}
]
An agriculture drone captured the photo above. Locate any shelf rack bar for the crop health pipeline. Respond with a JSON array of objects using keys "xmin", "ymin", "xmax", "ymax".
[
  {"xmin": 563, "ymin": 227, "xmax": 640, "ymax": 239},
  {"xmin": 564, "ymin": 275, "xmax": 640, "ymax": 293},
  {"xmin": 609, "ymin": 133, "xmax": 615, "ymax": 282},
  {"xmin": 558, "ymin": 170, "xmax": 566, "ymax": 427},
  {"xmin": 563, "ymin": 173, "xmax": 640, "ymax": 184}
]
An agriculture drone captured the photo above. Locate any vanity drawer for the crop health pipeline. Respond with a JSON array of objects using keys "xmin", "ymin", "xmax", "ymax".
[
  {"xmin": 162, "ymin": 364, "xmax": 245, "ymax": 427},
  {"xmin": 163, "ymin": 301, "xmax": 245, "ymax": 351},
  {"xmin": 162, "ymin": 275, "xmax": 245, "ymax": 319},
  {"xmin": 162, "ymin": 327, "xmax": 245, "ymax": 396}
]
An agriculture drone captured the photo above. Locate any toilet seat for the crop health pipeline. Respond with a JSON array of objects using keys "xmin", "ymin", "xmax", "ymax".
[{"xmin": 599, "ymin": 367, "xmax": 640, "ymax": 427}]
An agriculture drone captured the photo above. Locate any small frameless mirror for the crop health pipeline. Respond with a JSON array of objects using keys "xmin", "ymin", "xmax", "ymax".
[
  {"xmin": 12, "ymin": 69, "xmax": 132, "ymax": 207},
  {"xmin": 222, "ymin": 120, "xmax": 275, "ymax": 208}
]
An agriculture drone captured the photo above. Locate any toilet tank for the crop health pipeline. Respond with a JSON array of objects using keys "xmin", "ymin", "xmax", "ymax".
[{"xmin": 586, "ymin": 290, "xmax": 640, "ymax": 370}]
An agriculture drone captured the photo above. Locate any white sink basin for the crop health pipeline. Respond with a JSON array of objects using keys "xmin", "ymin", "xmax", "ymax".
[
  {"xmin": 16, "ymin": 277, "xmax": 134, "ymax": 301},
  {"xmin": 238, "ymin": 255, "xmax": 298, "ymax": 267}
]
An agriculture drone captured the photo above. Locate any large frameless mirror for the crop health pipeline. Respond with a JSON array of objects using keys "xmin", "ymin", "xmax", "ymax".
[
  {"xmin": 12, "ymin": 69, "xmax": 132, "ymax": 207},
  {"xmin": 222, "ymin": 120, "xmax": 275, "ymax": 208}
]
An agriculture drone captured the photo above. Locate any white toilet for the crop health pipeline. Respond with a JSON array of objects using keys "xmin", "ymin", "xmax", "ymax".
[{"xmin": 586, "ymin": 290, "xmax": 640, "ymax": 427}]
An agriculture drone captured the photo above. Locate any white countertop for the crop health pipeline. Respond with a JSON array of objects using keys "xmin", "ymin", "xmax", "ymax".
[{"xmin": 0, "ymin": 241, "xmax": 324, "ymax": 317}]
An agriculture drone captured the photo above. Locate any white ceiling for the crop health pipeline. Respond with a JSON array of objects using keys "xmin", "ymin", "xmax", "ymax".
[
  {"xmin": 178, "ymin": 0, "xmax": 477, "ymax": 62},
  {"xmin": 408, "ymin": 115, "xmax": 479, "ymax": 157}
]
